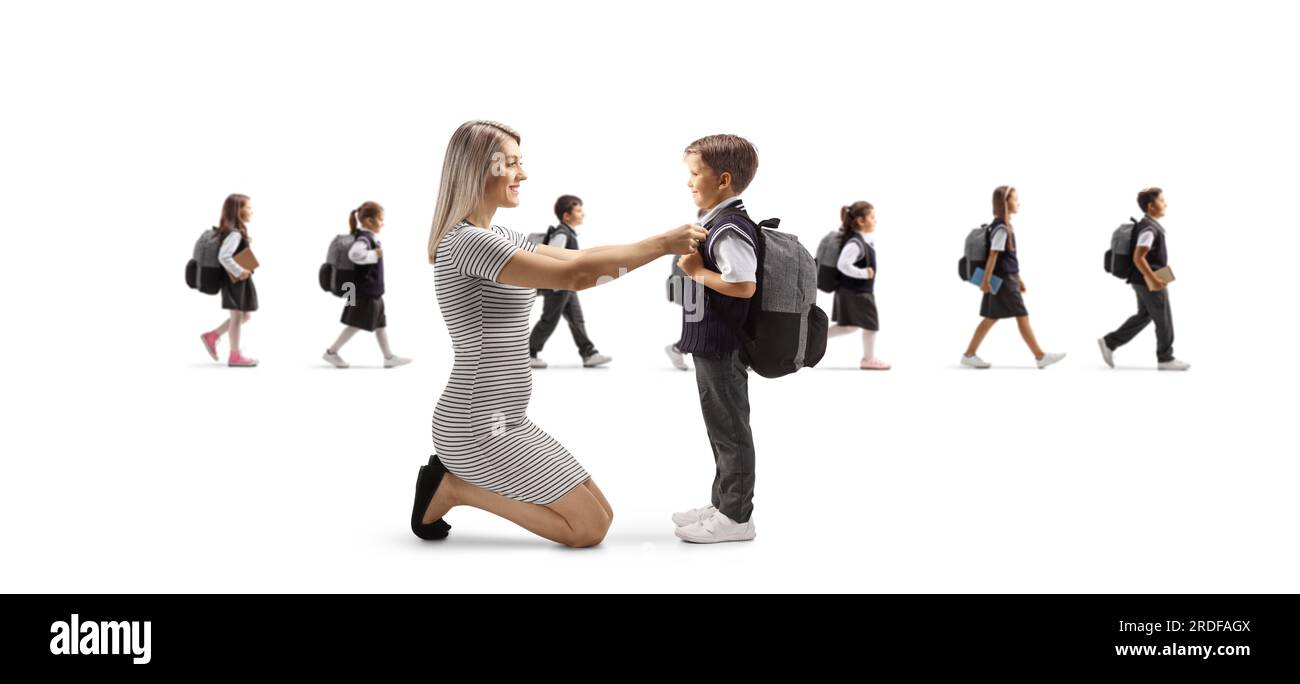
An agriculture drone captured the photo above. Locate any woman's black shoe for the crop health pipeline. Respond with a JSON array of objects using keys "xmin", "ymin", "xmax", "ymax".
[{"xmin": 411, "ymin": 456, "xmax": 452, "ymax": 540}]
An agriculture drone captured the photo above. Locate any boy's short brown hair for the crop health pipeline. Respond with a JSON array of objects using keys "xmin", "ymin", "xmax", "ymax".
[
  {"xmin": 1137, "ymin": 187, "xmax": 1163, "ymax": 213},
  {"xmin": 684, "ymin": 134, "xmax": 759, "ymax": 194}
]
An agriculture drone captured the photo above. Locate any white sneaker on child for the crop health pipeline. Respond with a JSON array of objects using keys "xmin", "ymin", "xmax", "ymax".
[
  {"xmin": 323, "ymin": 350, "xmax": 349, "ymax": 368},
  {"xmin": 1097, "ymin": 339, "xmax": 1115, "ymax": 368},
  {"xmin": 664, "ymin": 344, "xmax": 689, "ymax": 371},
  {"xmin": 674, "ymin": 509, "xmax": 756, "ymax": 544},
  {"xmin": 1158, "ymin": 359, "xmax": 1191, "ymax": 371},
  {"xmin": 1036, "ymin": 352, "xmax": 1066, "ymax": 369},
  {"xmin": 672, "ymin": 505, "xmax": 716, "ymax": 527},
  {"xmin": 530, "ymin": 356, "xmax": 548, "ymax": 369},
  {"xmin": 583, "ymin": 353, "xmax": 612, "ymax": 368},
  {"xmin": 961, "ymin": 354, "xmax": 991, "ymax": 369},
  {"xmin": 384, "ymin": 355, "xmax": 412, "ymax": 368}
]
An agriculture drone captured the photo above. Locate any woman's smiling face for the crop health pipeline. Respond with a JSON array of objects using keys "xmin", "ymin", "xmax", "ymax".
[{"xmin": 485, "ymin": 138, "xmax": 527, "ymax": 209}]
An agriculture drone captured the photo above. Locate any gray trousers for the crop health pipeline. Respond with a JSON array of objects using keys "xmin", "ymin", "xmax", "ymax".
[
  {"xmin": 529, "ymin": 290, "xmax": 597, "ymax": 359},
  {"xmin": 1104, "ymin": 280, "xmax": 1175, "ymax": 362},
  {"xmin": 694, "ymin": 349, "xmax": 755, "ymax": 524}
]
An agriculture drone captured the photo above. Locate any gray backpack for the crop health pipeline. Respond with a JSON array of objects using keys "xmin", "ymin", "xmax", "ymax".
[
  {"xmin": 184, "ymin": 228, "xmax": 223, "ymax": 295},
  {"xmin": 735, "ymin": 217, "xmax": 828, "ymax": 378},
  {"xmin": 318, "ymin": 234, "xmax": 359, "ymax": 297},
  {"xmin": 526, "ymin": 231, "xmax": 548, "ymax": 247},
  {"xmin": 956, "ymin": 224, "xmax": 991, "ymax": 281},
  {"xmin": 815, "ymin": 229, "xmax": 842, "ymax": 292},
  {"xmin": 1104, "ymin": 218, "xmax": 1141, "ymax": 279}
]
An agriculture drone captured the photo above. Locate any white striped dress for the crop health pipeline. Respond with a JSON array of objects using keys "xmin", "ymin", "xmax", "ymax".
[{"xmin": 432, "ymin": 221, "xmax": 590, "ymax": 504}]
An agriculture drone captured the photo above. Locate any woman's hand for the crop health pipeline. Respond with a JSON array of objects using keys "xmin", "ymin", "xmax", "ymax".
[
  {"xmin": 238, "ymin": 270, "xmax": 253, "ymax": 281},
  {"xmin": 661, "ymin": 224, "xmax": 708, "ymax": 255},
  {"xmin": 677, "ymin": 251, "xmax": 703, "ymax": 278},
  {"xmin": 1018, "ymin": 277, "xmax": 1027, "ymax": 293},
  {"xmin": 980, "ymin": 279, "xmax": 992, "ymax": 294}
]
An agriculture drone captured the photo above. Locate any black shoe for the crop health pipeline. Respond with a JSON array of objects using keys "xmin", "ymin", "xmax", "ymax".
[{"xmin": 411, "ymin": 456, "xmax": 452, "ymax": 540}]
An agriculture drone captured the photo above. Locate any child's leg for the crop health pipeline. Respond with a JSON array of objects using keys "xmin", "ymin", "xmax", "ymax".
[
  {"xmin": 828, "ymin": 324, "xmax": 858, "ymax": 338},
  {"xmin": 329, "ymin": 326, "xmax": 360, "ymax": 354},
  {"xmin": 694, "ymin": 350, "xmax": 755, "ymax": 524},
  {"xmin": 375, "ymin": 327, "xmax": 393, "ymax": 358},
  {"xmin": 529, "ymin": 291, "xmax": 569, "ymax": 356},
  {"xmin": 1150, "ymin": 290, "xmax": 1175, "ymax": 362},
  {"xmin": 1015, "ymin": 316, "xmax": 1046, "ymax": 359},
  {"xmin": 228, "ymin": 311, "xmax": 243, "ymax": 353},
  {"xmin": 210, "ymin": 320, "xmax": 231, "ymax": 338},
  {"xmin": 561, "ymin": 294, "xmax": 598, "ymax": 358},
  {"xmin": 862, "ymin": 330, "xmax": 877, "ymax": 360},
  {"xmin": 422, "ymin": 473, "xmax": 611, "ymax": 548},
  {"xmin": 964, "ymin": 318, "xmax": 998, "ymax": 356}
]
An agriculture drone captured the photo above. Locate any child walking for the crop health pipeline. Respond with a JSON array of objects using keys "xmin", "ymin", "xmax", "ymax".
[
  {"xmin": 826, "ymin": 201, "xmax": 890, "ymax": 370},
  {"xmin": 199, "ymin": 193, "xmax": 259, "ymax": 367},
  {"xmin": 322, "ymin": 202, "xmax": 411, "ymax": 369},
  {"xmin": 961, "ymin": 186, "xmax": 1065, "ymax": 370}
]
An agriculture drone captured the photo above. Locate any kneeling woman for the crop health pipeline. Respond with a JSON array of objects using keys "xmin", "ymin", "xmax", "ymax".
[{"xmin": 412, "ymin": 121, "xmax": 705, "ymax": 548}]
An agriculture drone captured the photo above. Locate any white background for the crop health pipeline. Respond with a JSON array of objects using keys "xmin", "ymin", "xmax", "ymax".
[{"xmin": 2, "ymin": 1, "xmax": 1297, "ymax": 592}]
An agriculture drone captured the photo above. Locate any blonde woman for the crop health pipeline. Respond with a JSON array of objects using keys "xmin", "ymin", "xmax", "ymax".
[{"xmin": 411, "ymin": 121, "xmax": 706, "ymax": 548}]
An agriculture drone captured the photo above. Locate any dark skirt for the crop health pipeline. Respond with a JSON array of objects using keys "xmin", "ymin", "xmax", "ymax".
[
  {"xmin": 342, "ymin": 295, "xmax": 386, "ymax": 332},
  {"xmin": 980, "ymin": 274, "xmax": 1028, "ymax": 319},
  {"xmin": 832, "ymin": 289, "xmax": 879, "ymax": 331},
  {"xmin": 221, "ymin": 276, "xmax": 259, "ymax": 312}
]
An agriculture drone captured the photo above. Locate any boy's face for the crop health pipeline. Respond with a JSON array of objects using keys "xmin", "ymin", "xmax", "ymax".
[
  {"xmin": 564, "ymin": 204, "xmax": 585, "ymax": 227},
  {"xmin": 1148, "ymin": 193, "xmax": 1167, "ymax": 219},
  {"xmin": 685, "ymin": 152, "xmax": 731, "ymax": 210}
]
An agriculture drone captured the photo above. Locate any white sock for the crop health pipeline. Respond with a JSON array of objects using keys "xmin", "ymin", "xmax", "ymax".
[
  {"xmin": 862, "ymin": 330, "xmax": 877, "ymax": 360},
  {"xmin": 828, "ymin": 324, "xmax": 857, "ymax": 338},
  {"xmin": 376, "ymin": 327, "xmax": 393, "ymax": 358},
  {"xmin": 329, "ymin": 326, "xmax": 360, "ymax": 354}
]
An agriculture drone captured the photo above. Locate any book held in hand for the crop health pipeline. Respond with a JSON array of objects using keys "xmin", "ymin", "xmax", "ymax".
[
  {"xmin": 969, "ymin": 267, "xmax": 1003, "ymax": 294},
  {"xmin": 229, "ymin": 248, "xmax": 259, "ymax": 280}
]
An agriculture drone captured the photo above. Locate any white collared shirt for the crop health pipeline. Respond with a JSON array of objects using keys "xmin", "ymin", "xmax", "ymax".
[
  {"xmin": 700, "ymin": 197, "xmax": 757, "ymax": 284},
  {"xmin": 348, "ymin": 228, "xmax": 381, "ymax": 265},
  {"xmin": 837, "ymin": 231, "xmax": 875, "ymax": 279}
]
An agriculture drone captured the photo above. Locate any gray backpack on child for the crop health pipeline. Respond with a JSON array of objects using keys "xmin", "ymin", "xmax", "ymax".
[
  {"xmin": 184, "ymin": 228, "xmax": 223, "ymax": 295},
  {"xmin": 318, "ymin": 234, "xmax": 359, "ymax": 297},
  {"xmin": 1104, "ymin": 218, "xmax": 1141, "ymax": 279},
  {"xmin": 734, "ymin": 217, "xmax": 828, "ymax": 379},
  {"xmin": 815, "ymin": 230, "xmax": 842, "ymax": 293},
  {"xmin": 956, "ymin": 224, "xmax": 991, "ymax": 281},
  {"xmin": 526, "ymin": 231, "xmax": 548, "ymax": 247}
]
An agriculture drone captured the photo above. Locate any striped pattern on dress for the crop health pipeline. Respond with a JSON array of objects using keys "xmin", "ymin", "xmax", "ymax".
[{"xmin": 432, "ymin": 221, "xmax": 590, "ymax": 505}]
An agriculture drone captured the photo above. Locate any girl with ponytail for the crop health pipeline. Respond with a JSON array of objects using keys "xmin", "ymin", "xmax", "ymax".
[
  {"xmin": 321, "ymin": 201, "xmax": 411, "ymax": 369},
  {"xmin": 825, "ymin": 201, "xmax": 890, "ymax": 370}
]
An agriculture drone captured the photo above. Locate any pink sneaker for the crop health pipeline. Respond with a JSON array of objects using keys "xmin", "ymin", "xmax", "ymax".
[
  {"xmin": 228, "ymin": 351, "xmax": 259, "ymax": 367},
  {"xmin": 200, "ymin": 331, "xmax": 219, "ymax": 360},
  {"xmin": 860, "ymin": 357, "xmax": 891, "ymax": 371}
]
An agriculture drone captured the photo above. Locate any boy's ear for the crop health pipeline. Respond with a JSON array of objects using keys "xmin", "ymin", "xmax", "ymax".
[{"xmin": 718, "ymin": 171, "xmax": 733, "ymax": 191}]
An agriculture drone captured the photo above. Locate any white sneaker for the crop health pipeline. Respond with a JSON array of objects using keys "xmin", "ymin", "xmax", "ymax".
[
  {"xmin": 665, "ymin": 344, "xmax": 689, "ymax": 371},
  {"xmin": 530, "ymin": 356, "xmax": 548, "ymax": 369},
  {"xmin": 961, "ymin": 354, "xmax": 991, "ymax": 369},
  {"xmin": 672, "ymin": 505, "xmax": 716, "ymax": 527},
  {"xmin": 1036, "ymin": 352, "xmax": 1066, "ymax": 369},
  {"xmin": 1097, "ymin": 338, "xmax": 1115, "ymax": 369},
  {"xmin": 675, "ymin": 509, "xmax": 756, "ymax": 544},
  {"xmin": 583, "ymin": 353, "xmax": 612, "ymax": 368},
  {"xmin": 322, "ymin": 350, "xmax": 349, "ymax": 368},
  {"xmin": 384, "ymin": 355, "xmax": 412, "ymax": 369},
  {"xmin": 1158, "ymin": 359, "xmax": 1191, "ymax": 371}
]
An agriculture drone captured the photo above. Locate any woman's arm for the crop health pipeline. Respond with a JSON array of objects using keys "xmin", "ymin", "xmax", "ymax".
[
  {"xmin": 534, "ymin": 243, "xmax": 623, "ymax": 262},
  {"xmin": 499, "ymin": 225, "xmax": 705, "ymax": 291},
  {"xmin": 981, "ymin": 251, "xmax": 999, "ymax": 292}
]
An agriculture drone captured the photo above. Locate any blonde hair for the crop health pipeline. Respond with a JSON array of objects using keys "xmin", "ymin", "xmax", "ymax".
[{"xmin": 427, "ymin": 120, "xmax": 521, "ymax": 263}]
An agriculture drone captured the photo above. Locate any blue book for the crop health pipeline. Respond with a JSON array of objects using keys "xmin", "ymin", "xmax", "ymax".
[{"xmin": 970, "ymin": 267, "xmax": 1003, "ymax": 294}]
